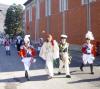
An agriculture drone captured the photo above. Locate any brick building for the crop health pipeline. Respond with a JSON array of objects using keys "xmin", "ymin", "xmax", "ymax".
[{"xmin": 23, "ymin": 0, "xmax": 100, "ymax": 45}]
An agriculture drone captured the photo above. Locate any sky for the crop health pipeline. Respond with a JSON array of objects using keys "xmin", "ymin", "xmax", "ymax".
[{"xmin": 0, "ymin": 0, "xmax": 27, "ymax": 6}]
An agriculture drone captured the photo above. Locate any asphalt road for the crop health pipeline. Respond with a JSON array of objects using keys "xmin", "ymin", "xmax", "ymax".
[{"xmin": 0, "ymin": 45, "xmax": 100, "ymax": 89}]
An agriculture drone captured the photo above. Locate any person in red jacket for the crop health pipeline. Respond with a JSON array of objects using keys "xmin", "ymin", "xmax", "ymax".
[
  {"xmin": 19, "ymin": 35, "xmax": 36, "ymax": 80},
  {"xmin": 80, "ymin": 31, "xmax": 95, "ymax": 74},
  {"xmin": 4, "ymin": 37, "xmax": 11, "ymax": 56}
]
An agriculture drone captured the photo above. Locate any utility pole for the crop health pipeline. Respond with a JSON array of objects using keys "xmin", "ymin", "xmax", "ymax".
[
  {"xmin": 62, "ymin": 0, "xmax": 68, "ymax": 34},
  {"xmin": 62, "ymin": 11, "xmax": 66, "ymax": 34},
  {"xmin": 35, "ymin": 0, "xmax": 40, "ymax": 43},
  {"xmin": 87, "ymin": 0, "xmax": 91, "ymax": 31}
]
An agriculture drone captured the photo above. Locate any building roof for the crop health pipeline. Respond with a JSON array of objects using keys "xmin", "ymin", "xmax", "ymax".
[{"xmin": 24, "ymin": 0, "xmax": 32, "ymax": 6}]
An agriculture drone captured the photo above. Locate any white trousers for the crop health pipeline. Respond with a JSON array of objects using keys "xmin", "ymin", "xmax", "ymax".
[
  {"xmin": 22, "ymin": 57, "xmax": 31, "ymax": 71},
  {"xmin": 82, "ymin": 54, "xmax": 95, "ymax": 64},
  {"xmin": 59, "ymin": 59, "xmax": 70, "ymax": 75},
  {"xmin": 46, "ymin": 60, "xmax": 54, "ymax": 77},
  {"xmin": 5, "ymin": 46, "xmax": 10, "ymax": 51}
]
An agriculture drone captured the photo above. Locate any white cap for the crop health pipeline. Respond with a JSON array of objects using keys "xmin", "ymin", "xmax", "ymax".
[
  {"xmin": 85, "ymin": 31, "xmax": 94, "ymax": 40},
  {"xmin": 24, "ymin": 35, "xmax": 30, "ymax": 43},
  {"xmin": 61, "ymin": 34, "xmax": 68, "ymax": 38}
]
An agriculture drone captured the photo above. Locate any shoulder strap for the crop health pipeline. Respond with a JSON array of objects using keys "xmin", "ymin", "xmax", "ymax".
[{"xmin": 60, "ymin": 43, "xmax": 69, "ymax": 52}]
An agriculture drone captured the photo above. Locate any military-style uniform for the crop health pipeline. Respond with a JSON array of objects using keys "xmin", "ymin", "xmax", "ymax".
[
  {"xmin": 58, "ymin": 34, "xmax": 71, "ymax": 78},
  {"xmin": 80, "ymin": 42, "xmax": 95, "ymax": 74},
  {"xmin": 80, "ymin": 31, "xmax": 95, "ymax": 74},
  {"xmin": 19, "ymin": 35, "xmax": 36, "ymax": 80}
]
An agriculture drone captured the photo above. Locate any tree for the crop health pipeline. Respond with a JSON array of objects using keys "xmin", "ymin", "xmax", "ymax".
[{"xmin": 4, "ymin": 4, "xmax": 23, "ymax": 37}]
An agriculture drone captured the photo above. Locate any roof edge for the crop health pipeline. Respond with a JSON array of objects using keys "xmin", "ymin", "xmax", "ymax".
[{"xmin": 24, "ymin": 0, "xmax": 32, "ymax": 6}]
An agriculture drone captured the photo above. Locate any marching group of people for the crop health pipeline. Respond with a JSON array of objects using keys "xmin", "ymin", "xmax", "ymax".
[
  {"xmin": 3, "ymin": 30, "xmax": 96, "ymax": 81},
  {"xmin": 39, "ymin": 31, "xmax": 96, "ymax": 79}
]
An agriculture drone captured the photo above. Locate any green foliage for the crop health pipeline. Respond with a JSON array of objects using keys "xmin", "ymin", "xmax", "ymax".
[{"xmin": 4, "ymin": 4, "xmax": 23, "ymax": 37}]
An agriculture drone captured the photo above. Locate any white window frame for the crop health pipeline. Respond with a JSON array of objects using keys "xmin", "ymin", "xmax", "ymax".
[
  {"xmin": 45, "ymin": 0, "xmax": 51, "ymax": 16},
  {"xmin": 59, "ymin": 0, "xmax": 68, "ymax": 12},
  {"xmin": 29, "ymin": 6, "xmax": 32, "ymax": 22},
  {"xmin": 81, "ymin": 0, "xmax": 96, "ymax": 5},
  {"xmin": 36, "ymin": 0, "xmax": 40, "ymax": 20}
]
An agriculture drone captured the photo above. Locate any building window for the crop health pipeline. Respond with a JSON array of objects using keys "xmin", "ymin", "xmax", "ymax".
[
  {"xmin": 45, "ymin": 0, "xmax": 51, "ymax": 16},
  {"xmin": 25, "ymin": 10, "xmax": 26, "ymax": 23},
  {"xmin": 59, "ymin": 0, "xmax": 68, "ymax": 12},
  {"xmin": 81, "ymin": 0, "xmax": 96, "ymax": 5},
  {"xmin": 29, "ymin": 6, "xmax": 32, "ymax": 22},
  {"xmin": 35, "ymin": 0, "xmax": 40, "ymax": 19}
]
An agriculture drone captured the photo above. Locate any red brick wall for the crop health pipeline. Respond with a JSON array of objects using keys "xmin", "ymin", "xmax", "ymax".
[
  {"xmin": 51, "ymin": 0, "xmax": 59, "ymax": 15},
  {"xmin": 31, "ymin": 6, "xmax": 35, "ymax": 41},
  {"xmin": 40, "ymin": 0, "xmax": 47, "ymax": 39},
  {"xmin": 24, "ymin": 0, "xmax": 100, "ymax": 44},
  {"xmin": 26, "ymin": 10, "xmax": 30, "ymax": 34},
  {"xmin": 91, "ymin": 1, "xmax": 100, "ymax": 42},
  {"xmin": 69, "ymin": 0, "xmax": 81, "ymax": 9}
]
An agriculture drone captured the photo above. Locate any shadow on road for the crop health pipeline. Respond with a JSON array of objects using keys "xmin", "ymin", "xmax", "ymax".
[
  {"xmin": 0, "ymin": 74, "xmax": 48, "ymax": 83},
  {"xmin": 68, "ymin": 77, "xmax": 100, "ymax": 84}
]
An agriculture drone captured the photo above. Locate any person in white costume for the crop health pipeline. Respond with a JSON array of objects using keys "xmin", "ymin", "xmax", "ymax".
[
  {"xmin": 58, "ymin": 34, "xmax": 71, "ymax": 78},
  {"xmin": 39, "ymin": 34, "xmax": 59, "ymax": 79},
  {"xmin": 80, "ymin": 31, "xmax": 95, "ymax": 74}
]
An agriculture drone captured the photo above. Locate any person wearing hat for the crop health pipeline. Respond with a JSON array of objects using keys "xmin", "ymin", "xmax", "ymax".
[
  {"xmin": 19, "ymin": 35, "xmax": 36, "ymax": 80},
  {"xmin": 39, "ymin": 34, "xmax": 59, "ymax": 79},
  {"xmin": 58, "ymin": 34, "xmax": 71, "ymax": 78},
  {"xmin": 80, "ymin": 31, "xmax": 95, "ymax": 74}
]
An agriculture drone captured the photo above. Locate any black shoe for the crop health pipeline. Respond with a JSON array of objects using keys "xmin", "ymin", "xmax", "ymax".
[
  {"xmin": 25, "ymin": 71, "xmax": 28, "ymax": 78},
  {"xmin": 91, "ymin": 72, "xmax": 94, "ymax": 75},
  {"xmin": 58, "ymin": 72, "xmax": 61, "ymax": 75},
  {"xmin": 80, "ymin": 67, "xmax": 83, "ymax": 71},
  {"xmin": 66, "ymin": 75, "xmax": 71, "ymax": 78}
]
